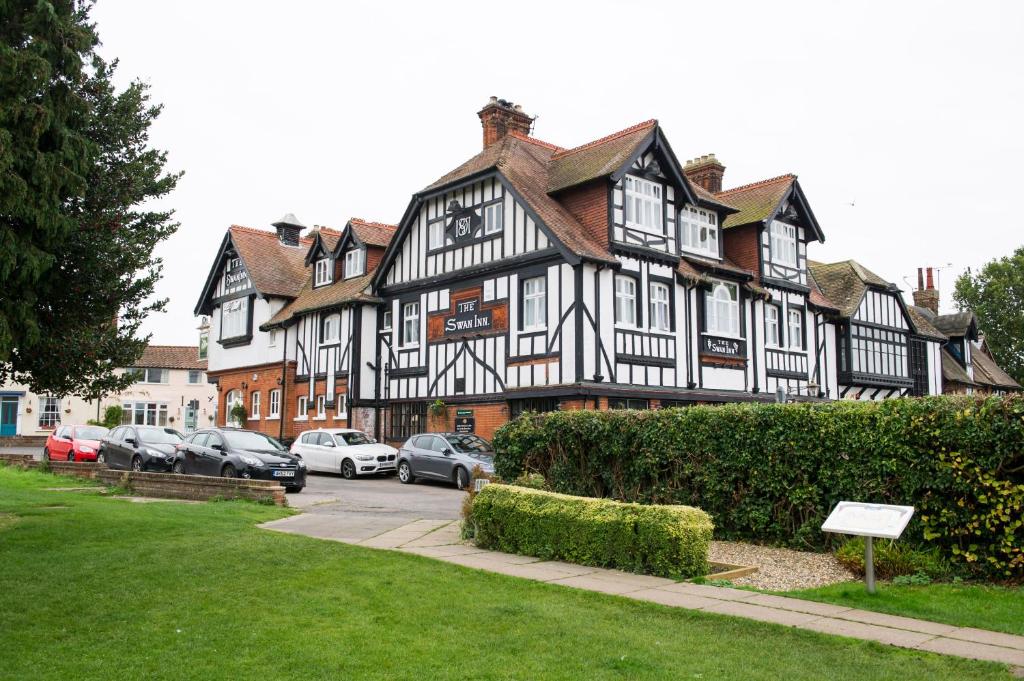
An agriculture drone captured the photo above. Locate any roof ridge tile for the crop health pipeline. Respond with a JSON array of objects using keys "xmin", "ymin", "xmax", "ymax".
[
  {"xmin": 507, "ymin": 130, "xmax": 564, "ymax": 152},
  {"xmin": 717, "ymin": 173, "xmax": 796, "ymax": 196},
  {"xmin": 550, "ymin": 119, "xmax": 657, "ymax": 159}
]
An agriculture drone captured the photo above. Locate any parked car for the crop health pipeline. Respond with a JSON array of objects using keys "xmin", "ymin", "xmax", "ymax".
[
  {"xmin": 290, "ymin": 428, "xmax": 398, "ymax": 478},
  {"xmin": 97, "ymin": 425, "xmax": 183, "ymax": 472},
  {"xmin": 43, "ymin": 424, "xmax": 109, "ymax": 462},
  {"xmin": 397, "ymin": 433, "xmax": 496, "ymax": 489},
  {"xmin": 172, "ymin": 427, "xmax": 306, "ymax": 493}
]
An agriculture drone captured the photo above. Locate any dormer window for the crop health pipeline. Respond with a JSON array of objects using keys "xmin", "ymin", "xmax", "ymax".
[
  {"xmin": 344, "ymin": 249, "xmax": 365, "ymax": 278},
  {"xmin": 679, "ymin": 205, "xmax": 719, "ymax": 258},
  {"xmin": 624, "ymin": 176, "xmax": 663, "ymax": 234},
  {"xmin": 314, "ymin": 258, "xmax": 332, "ymax": 286},
  {"xmin": 770, "ymin": 221, "xmax": 797, "ymax": 267}
]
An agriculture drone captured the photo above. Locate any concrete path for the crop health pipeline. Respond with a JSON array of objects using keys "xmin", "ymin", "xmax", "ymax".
[{"xmin": 261, "ymin": 510, "xmax": 1024, "ymax": 670}]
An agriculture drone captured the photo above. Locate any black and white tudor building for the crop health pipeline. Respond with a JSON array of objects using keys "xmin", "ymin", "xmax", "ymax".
[{"xmin": 197, "ymin": 98, "xmax": 949, "ymax": 443}]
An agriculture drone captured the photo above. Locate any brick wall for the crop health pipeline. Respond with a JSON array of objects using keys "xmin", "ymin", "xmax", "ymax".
[
  {"xmin": 210, "ymin": 361, "xmax": 297, "ymax": 440},
  {"xmin": 557, "ymin": 180, "xmax": 609, "ymax": 251},
  {"xmin": 723, "ymin": 224, "xmax": 761, "ymax": 277},
  {"xmin": 97, "ymin": 469, "xmax": 286, "ymax": 505}
]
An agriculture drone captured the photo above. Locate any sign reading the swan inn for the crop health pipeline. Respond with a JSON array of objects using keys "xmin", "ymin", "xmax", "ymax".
[
  {"xmin": 428, "ymin": 288, "xmax": 509, "ymax": 341},
  {"xmin": 444, "ymin": 298, "xmax": 492, "ymax": 336},
  {"xmin": 701, "ymin": 334, "xmax": 746, "ymax": 358}
]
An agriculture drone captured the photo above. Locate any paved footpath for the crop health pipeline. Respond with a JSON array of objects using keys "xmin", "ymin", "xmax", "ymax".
[{"xmin": 262, "ymin": 506, "xmax": 1024, "ymax": 671}]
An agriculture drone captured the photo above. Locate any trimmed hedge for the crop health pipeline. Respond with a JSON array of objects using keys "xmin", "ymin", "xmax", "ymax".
[
  {"xmin": 469, "ymin": 483, "xmax": 713, "ymax": 578},
  {"xmin": 493, "ymin": 396, "xmax": 1024, "ymax": 580}
]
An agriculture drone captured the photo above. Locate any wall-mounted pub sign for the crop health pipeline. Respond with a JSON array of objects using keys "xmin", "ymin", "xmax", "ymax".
[
  {"xmin": 701, "ymin": 334, "xmax": 746, "ymax": 358},
  {"xmin": 443, "ymin": 297, "xmax": 493, "ymax": 337},
  {"xmin": 224, "ymin": 257, "xmax": 250, "ymax": 293},
  {"xmin": 445, "ymin": 201, "xmax": 481, "ymax": 244},
  {"xmin": 455, "ymin": 409, "xmax": 475, "ymax": 433}
]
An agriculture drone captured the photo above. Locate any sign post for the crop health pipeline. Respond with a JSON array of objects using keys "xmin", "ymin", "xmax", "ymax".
[{"xmin": 821, "ymin": 501, "xmax": 914, "ymax": 594}]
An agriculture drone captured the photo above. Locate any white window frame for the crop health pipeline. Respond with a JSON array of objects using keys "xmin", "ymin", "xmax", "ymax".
[
  {"xmin": 250, "ymin": 391, "xmax": 261, "ymax": 419},
  {"xmin": 614, "ymin": 275, "xmax": 638, "ymax": 327},
  {"xmin": 187, "ymin": 370, "xmax": 203, "ymax": 384},
  {"xmin": 770, "ymin": 220, "xmax": 798, "ymax": 267},
  {"xmin": 788, "ymin": 308, "xmax": 804, "ymax": 350},
  {"xmin": 315, "ymin": 395, "xmax": 326, "ymax": 420},
  {"xmin": 649, "ymin": 282, "xmax": 670, "ymax": 333},
  {"xmin": 765, "ymin": 304, "xmax": 781, "ymax": 348},
  {"xmin": 483, "ymin": 202, "xmax": 503, "ymax": 235},
  {"xmin": 624, "ymin": 175, "xmax": 663, "ymax": 234},
  {"xmin": 322, "ymin": 313, "xmax": 340, "ymax": 344},
  {"xmin": 381, "ymin": 310, "xmax": 393, "ymax": 331},
  {"xmin": 295, "ymin": 395, "xmax": 308, "ymax": 421},
  {"xmin": 133, "ymin": 367, "xmax": 169, "ymax": 384},
  {"xmin": 679, "ymin": 204, "xmax": 719, "ymax": 258},
  {"xmin": 344, "ymin": 249, "xmax": 365, "ymax": 278},
  {"xmin": 39, "ymin": 396, "xmax": 61, "ymax": 429},
  {"xmin": 706, "ymin": 281, "xmax": 740, "ymax": 338},
  {"xmin": 268, "ymin": 389, "xmax": 280, "ymax": 419},
  {"xmin": 336, "ymin": 394, "xmax": 347, "ymax": 418},
  {"xmin": 402, "ymin": 302, "xmax": 420, "ymax": 346},
  {"xmin": 428, "ymin": 219, "xmax": 445, "ymax": 250},
  {"xmin": 224, "ymin": 390, "xmax": 243, "ymax": 426},
  {"xmin": 221, "ymin": 297, "xmax": 249, "ymax": 339},
  {"xmin": 521, "ymin": 276, "xmax": 547, "ymax": 331},
  {"xmin": 267, "ymin": 329, "xmax": 277, "ymax": 347},
  {"xmin": 314, "ymin": 258, "xmax": 332, "ymax": 286}
]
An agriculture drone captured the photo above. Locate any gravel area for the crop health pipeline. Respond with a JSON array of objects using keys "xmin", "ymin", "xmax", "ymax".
[{"xmin": 709, "ymin": 540, "xmax": 857, "ymax": 591}]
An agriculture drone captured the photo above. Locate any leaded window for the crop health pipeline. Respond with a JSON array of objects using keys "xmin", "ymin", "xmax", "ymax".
[{"xmin": 389, "ymin": 401, "xmax": 426, "ymax": 441}]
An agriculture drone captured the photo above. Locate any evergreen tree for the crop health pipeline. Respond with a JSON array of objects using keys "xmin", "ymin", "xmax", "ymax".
[{"xmin": 0, "ymin": 1, "xmax": 180, "ymax": 398}]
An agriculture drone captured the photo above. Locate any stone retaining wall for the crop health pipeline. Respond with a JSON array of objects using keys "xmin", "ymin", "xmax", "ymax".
[{"xmin": 97, "ymin": 470, "xmax": 286, "ymax": 505}]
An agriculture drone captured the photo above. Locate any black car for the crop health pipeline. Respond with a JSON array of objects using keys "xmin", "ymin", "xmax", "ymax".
[
  {"xmin": 98, "ymin": 425, "xmax": 184, "ymax": 472},
  {"xmin": 172, "ymin": 428, "xmax": 307, "ymax": 493}
]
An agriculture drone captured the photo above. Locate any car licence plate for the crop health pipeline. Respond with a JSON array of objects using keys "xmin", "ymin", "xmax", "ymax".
[{"xmin": 272, "ymin": 470, "xmax": 296, "ymax": 478}]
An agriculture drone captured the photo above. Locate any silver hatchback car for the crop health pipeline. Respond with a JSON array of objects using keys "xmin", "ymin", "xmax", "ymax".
[{"xmin": 397, "ymin": 433, "xmax": 496, "ymax": 489}]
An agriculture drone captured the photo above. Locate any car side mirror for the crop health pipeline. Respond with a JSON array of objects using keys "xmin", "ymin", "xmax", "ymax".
[
  {"xmin": 211, "ymin": 443, "xmax": 223, "ymax": 451},
  {"xmin": 325, "ymin": 441, "xmax": 335, "ymax": 447},
  {"xmin": 125, "ymin": 438, "xmax": 136, "ymax": 446},
  {"xmin": 443, "ymin": 448, "xmax": 452, "ymax": 456}
]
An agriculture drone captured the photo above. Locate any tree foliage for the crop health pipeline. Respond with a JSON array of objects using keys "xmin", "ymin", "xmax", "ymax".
[
  {"xmin": 0, "ymin": 0, "xmax": 180, "ymax": 398},
  {"xmin": 953, "ymin": 246, "xmax": 1024, "ymax": 385}
]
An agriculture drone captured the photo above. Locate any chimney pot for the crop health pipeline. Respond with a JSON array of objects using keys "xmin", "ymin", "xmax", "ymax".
[
  {"xmin": 478, "ymin": 97, "xmax": 534, "ymax": 149},
  {"xmin": 912, "ymin": 266, "xmax": 940, "ymax": 314},
  {"xmin": 682, "ymin": 153, "xmax": 726, "ymax": 194}
]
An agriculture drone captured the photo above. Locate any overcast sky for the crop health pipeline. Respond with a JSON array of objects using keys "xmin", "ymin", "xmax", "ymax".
[{"xmin": 91, "ymin": 0, "xmax": 1024, "ymax": 346}]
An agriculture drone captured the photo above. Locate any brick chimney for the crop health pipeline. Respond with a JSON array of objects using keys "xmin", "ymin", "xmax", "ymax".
[
  {"xmin": 912, "ymin": 267, "xmax": 940, "ymax": 314},
  {"xmin": 683, "ymin": 154, "xmax": 726, "ymax": 193},
  {"xmin": 477, "ymin": 96, "xmax": 534, "ymax": 148}
]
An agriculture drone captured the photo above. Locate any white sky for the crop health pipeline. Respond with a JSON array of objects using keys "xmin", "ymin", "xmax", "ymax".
[{"xmin": 90, "ymin": 0, "xmax": 1024, "ymax": 346}]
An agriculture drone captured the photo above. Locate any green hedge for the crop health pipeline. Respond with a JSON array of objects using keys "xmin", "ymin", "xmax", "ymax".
[
  {"xmin": 469, "ymin": 484, "xmax": 713, "ymax": 578},
  {"xmin": 492, "ymin": 396, "xmax": 1024, "ymax": 580}
]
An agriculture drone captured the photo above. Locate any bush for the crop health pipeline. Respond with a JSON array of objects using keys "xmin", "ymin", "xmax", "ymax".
[
  {"xmin": 88, "ymin": 405, "xmax": 123, "ymax": 430},
  {"xmin": 492, "ymin": 396, "xmax": 1024, "ymax": 580},
  {"xmin": 835, "ymin": 538, "xmax": 951, "ymax": 581},
  {"xmin": 468, "ymin": 483, "xmax": 713, "ymax": 578}
]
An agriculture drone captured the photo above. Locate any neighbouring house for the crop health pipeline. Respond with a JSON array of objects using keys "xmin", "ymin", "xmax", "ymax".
[
  {"xmin": 0, "ymin": 345, "xmax": 215, "ymax": 439},
  {"xmin": 193, "ymin": 98, "xmax": 957, "ymax": 445},
  {"xmin": 909, "ymin": 267, "xmax": 1021, "ymax": 395}
]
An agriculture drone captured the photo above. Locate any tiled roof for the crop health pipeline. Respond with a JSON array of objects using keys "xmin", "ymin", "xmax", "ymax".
[
  {"xmin": 807, "ymin": 260, "xmax": 892, "ymax": 318},
  {"xmin": 931, "ymin": 311, "xmax": 976, "ymax": 337},
  {"xmin": 422, "ymin": 134, "xmax": 616, "ymax": 264},
  {"xmin": 690, "ymin": 182, "xmax": 739, "ymax": 212},
  {"xmin": 807, "ymin": 270, "xmax": 839, "ymax": 312},
  {"xmin": 349, "ymin": 219, "xmax": 397, "ymax": 248},
  {"xmin": 906, "ymin": 306, "xmax": 947, "ymax": 341},
  {"xmin": 263, "ymin": 273, "xmax": 379, "ymax": 329},
  {"xmin": 546, "ymin": 120, "xmax": 657, "ymax": 193},
  {"xmin": 971, "ymin": 344, "xmax": 1021, "ymax": 390},
  {"xmin": 717, "ymin": 175, "xmax": 795, "ymax": 229},
  {"xmin": 229, "ymin": 225, "xmax": 311, "ymax": 299},
  {"xmin": 131, "ymin": 346, "xmax": 206, "ymax": 370},
  {"xmin": 941, "ymin": 349, "xmax": 977, "ymax": 386}
]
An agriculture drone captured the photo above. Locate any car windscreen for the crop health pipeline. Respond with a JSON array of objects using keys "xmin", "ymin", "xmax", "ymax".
[
  {"xmin": 222, "ymin": 430, "xmax": 286, "ymax": 451},
  {"xmin": 336, "ymin": 431, "xmax": 372, "ymax": 446},
  {"xmin": 137, "ymin": 428, "xmax": 183, "ymax": 444},
  {"xmin": 75, "ymin": 426, "xmax": 108, "ymax": 440},
  {"xmin": 446, "ymin": 434, "xmax": 492, "ymax": 453}
]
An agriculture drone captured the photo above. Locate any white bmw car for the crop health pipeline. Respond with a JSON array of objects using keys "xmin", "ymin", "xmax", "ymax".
[{"xmin": 290, "ymin": 428, "xmax": 398, "ymax": 478}]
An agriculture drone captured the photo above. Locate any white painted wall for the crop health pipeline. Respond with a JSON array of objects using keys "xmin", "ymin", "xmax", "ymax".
[{"xmin": 207, "ymin": 297, "xmax": 290, "ymax": 372}]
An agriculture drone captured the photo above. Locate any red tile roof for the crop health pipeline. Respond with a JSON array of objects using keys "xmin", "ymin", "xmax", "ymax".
[
  {"xmin": 229, "ymin": 225, "xmax": 311, "ymax": 299},
  {"xmin": 717, "ymin": 175, "xmax": 796, "ymax": 229},
  {"xmin": 131, "ymin": 346, "xmax": 206, "ymax": 370},
  {"xmin": 349, "ymin": 219, "xmax": 398, "ymax": 248}
]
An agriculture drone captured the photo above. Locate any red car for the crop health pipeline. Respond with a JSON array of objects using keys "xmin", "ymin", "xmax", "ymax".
[{"xmin": 43, "ymin": 424, "xmax": 110, "ymax": 462}]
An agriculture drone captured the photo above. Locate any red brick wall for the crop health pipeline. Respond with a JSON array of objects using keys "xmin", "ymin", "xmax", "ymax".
[
  {"xmin": 557, "ymin": 180, "xmax": 609, "ymax": 251},
  {"xmin": 723, "ymin": 224, "xmax": 761, "ymax": 277},
  {"xmin": 366, "ymin": 246, "xmax": 385, "ymax": 274}
]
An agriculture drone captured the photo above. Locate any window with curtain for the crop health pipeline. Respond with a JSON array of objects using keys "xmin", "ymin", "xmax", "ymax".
[
  {"xmin": 314, "ymin": 258, "xmax": 332, "ymax": 285},
  {"xmin": 221, "ymin": 298, "xmax": 249, "ymax": 339},
  {"xmin": 344, "ymin": 249, "xmax": 365, "ymax": 278}
]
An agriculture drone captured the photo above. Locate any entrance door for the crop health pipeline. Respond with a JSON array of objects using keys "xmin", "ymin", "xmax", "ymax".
[{"xmin": 0, "ymin": 397, "xmax": 18, "ymax": 437}]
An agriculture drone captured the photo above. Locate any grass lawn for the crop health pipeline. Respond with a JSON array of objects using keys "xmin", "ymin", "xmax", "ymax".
[
  {"xmin": 0, "ymin": 467, "xmax": 1015, "ymax": 681},
  {"xmin": 783, "ymin": 580, "xmax": 1024, "ymax": 637}
]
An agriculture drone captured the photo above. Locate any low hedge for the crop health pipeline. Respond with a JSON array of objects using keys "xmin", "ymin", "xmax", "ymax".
[
  {"xmin": 492, "ymin": 396, "xmax": 1024, "ymax": 581},
  {"xmin": 468, "ymin": 483, "xmax": 713, "ymax": 578}
]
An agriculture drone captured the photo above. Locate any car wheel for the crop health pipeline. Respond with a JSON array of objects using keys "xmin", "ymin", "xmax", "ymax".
[
  {"xmin": 96, "ymin": 451, "xmax": 106, "ymax": 465},
  {"xmin": 285, "ymin": 486, "xmax": 304, "ymax": 494},
  {"xmin": 41, "ymin": 447, "xmax": 50, "ymax": 462},
  {"xmin": 397, "ymin": 461, "xmax": 415, "ymax": 484},
  {"xmin": 172, "ymin": 460, "xmax": 185, "ymax": 475},
  {"xmin": 221, "ymin": 464, "xmax": 237, "ymax": 478},
  {"xmin": 131, "ymin": 456, "xmax": 143, "ymax": 472},
  {"xmin": 341, "ymin": 459, "xmax": 356, "ymax": 480},
  {"xmin": 454, "ymin": 466, "xmax": 469, "ymax": 491}
]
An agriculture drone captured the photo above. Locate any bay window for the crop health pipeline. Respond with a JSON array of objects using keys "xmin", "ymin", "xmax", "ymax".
[
  {"xmin": 344, "ymin": 249, "xmax": 365, "ymax": 278},
  {"xmin": 649, "ymin": 282, "xmax": 670, "ymax": 332},
  {"xmin": 624, "ymin": 176, "xmax": 663, "ymax": 233},
  {"xmin": 770, "ymin": 221, "xmax": 797, "ymax": 267},
  {"xmin": 679, "ymin": 205, "xmax": 719, "ymax": 257},
  {"xmin": 705, "ymin": 281, "xmax": 739, "ymax": 337},
  {"xmin": 521, "ymin": 276, "xmax": 546, "ymax": 330},
  {"xmin": 402, "ymin": 302, "xmax": 420, "ymax": 345},
  {"xmin": 765, "ymin": 304, "xmax": 781, "ymax": 347},
  {"xmin": 614, "ymin": 275, "xmax": 638, "ymax": 326},
  {"xmin": 788, "ymin": 308, "xmax": 804, "ymax": 350},
  {"xmin": 314, "ymin": 258, "xmax": 332, "ymax": 286}
]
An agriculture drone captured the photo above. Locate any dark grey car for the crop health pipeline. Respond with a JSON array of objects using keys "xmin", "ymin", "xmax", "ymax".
[{"xmin": 397, "ymin": 433, "xmax": 496, "ymax": 489}]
